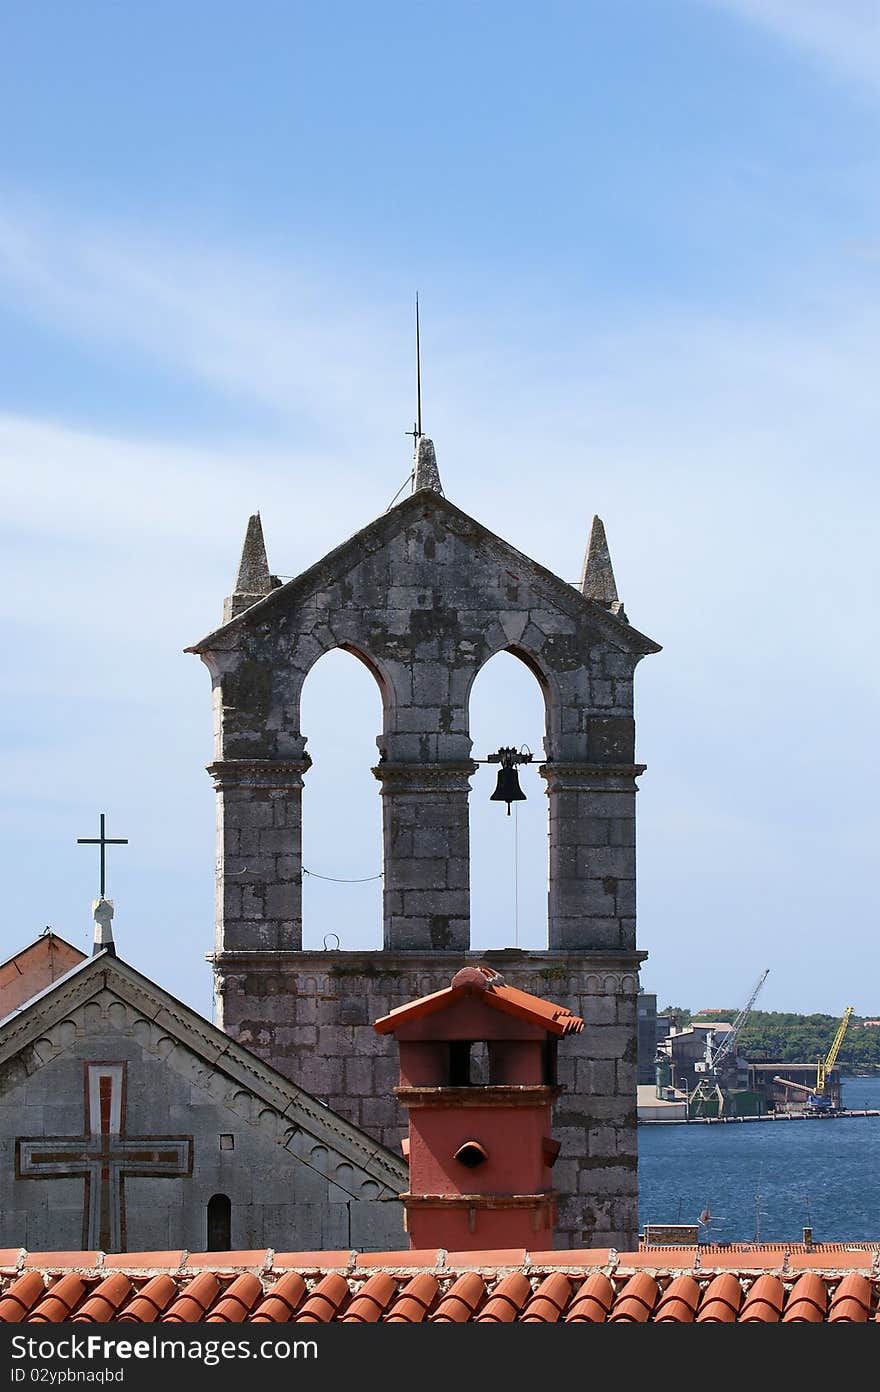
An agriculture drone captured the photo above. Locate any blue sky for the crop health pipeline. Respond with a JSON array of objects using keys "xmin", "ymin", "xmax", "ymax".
[{"xmin": 0, "ymin": 1, "xmax": 878, "ymax": 1019}]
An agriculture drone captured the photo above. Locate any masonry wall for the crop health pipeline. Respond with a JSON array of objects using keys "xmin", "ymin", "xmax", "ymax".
[
  {"xmin": 216, "ymin": 948, "xmax": 643, "ymax": 1251},
  {"xmin": 0, "ymin": 1008, "xmax": 405, "ymax": 1254}
]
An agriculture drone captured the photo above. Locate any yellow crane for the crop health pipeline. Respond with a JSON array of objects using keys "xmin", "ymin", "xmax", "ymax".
[
  {"xmin": 812, "ymin": 1006, "xmax": 854, "ymax": 1104},
  {"xmin": 774, "ymin": 1005, "xmax": 854, "ymax": 1114}
]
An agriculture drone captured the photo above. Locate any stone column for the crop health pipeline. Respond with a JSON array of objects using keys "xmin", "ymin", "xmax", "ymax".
[
  {"xmin": 372, "ymin": 762, "xmax": 477, "ymax": 951},
  {"xmin": 541, "ymin": 762, "xmax": 645, "ymax": 951},
  {"xmin": 209, "ymin": 757, "xmax": 311, "ymax": 954}
]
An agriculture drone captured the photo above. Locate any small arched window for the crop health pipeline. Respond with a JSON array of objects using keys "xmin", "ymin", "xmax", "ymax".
[{"xmin": 206, "ymin": 1192, "xmax": 232, "ymax": 1250}]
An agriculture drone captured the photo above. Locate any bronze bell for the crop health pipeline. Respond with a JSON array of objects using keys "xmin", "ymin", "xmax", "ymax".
[{"xmin": 490, "ymin": 763, "xmax": 527, "ymax": 814}]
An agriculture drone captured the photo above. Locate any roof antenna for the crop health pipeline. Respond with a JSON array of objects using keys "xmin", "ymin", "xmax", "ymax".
[{"xmin": 404, "ymin": 292, "xmax": 423, "ymax": 451}]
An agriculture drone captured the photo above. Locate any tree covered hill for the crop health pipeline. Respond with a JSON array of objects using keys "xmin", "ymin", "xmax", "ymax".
[{"xmin": 659, "ymin": 1007, "xmax": 880, "ymax": 1070}]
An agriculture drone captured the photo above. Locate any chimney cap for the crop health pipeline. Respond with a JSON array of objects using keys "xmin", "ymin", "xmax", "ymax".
[{"xmin": 450, "ymin": 965, "xmax": 504, "ymax": 993}]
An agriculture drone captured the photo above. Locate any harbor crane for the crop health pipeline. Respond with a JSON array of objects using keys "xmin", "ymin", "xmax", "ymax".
[
  {"xmin": 774, "ymin": 1006, "xmax": 854, "ymax": 1115},
  {"xmin": 688, "ymin": 968, "xmax": 770, "ymax": 1118}
]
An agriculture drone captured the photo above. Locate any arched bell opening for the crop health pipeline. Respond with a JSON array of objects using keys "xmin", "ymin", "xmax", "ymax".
[
  {"xmin": 468, "ymin": 648, "xmax": 550, "ymax": 951},
  {"xmin": 300, "ymin": 646, "xmax": 386, "ymax": 950}
]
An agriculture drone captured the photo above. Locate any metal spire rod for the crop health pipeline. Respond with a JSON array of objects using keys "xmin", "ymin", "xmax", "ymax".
[
  {"xmin": 416, "ymin": 291, "xmax": 422, "ymax": 439},
  {"xmin": 405, "ymin": 292, "xmax": 423, "ymax": 448}
]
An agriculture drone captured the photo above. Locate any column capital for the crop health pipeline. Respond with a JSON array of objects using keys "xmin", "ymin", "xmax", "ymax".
[
  {"xmin": 371, "ymin": 761, "xmax": 478, "ymax": 794},
  {"xmin": 207, "ymin": 757, "xmax": 312, "ymax": 791},
  {"xmin": 539, "ymin": 762, "xmax": 646, "ymax": 791}
]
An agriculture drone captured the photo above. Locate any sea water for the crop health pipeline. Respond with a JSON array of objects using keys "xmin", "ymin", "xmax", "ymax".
[{"xmin": 637, "ymin": 1075, "xmax": 880, "ymax": 1243}]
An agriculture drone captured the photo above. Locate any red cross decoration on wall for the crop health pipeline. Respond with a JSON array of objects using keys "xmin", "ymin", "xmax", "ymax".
[{"xmin": 16, "ymin": 1062, "xmax": 193, "ymax": 1251}]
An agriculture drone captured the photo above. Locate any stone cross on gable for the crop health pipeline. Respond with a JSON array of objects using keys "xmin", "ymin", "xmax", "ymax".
[{"xmin": 16, "ymin": 1062, "xmax": 192, "ymax": 1251}]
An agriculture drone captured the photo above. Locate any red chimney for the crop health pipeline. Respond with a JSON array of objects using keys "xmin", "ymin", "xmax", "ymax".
[{"xmin": 373, "ymin": 965, "xmax": 583, "ymax": 1251}]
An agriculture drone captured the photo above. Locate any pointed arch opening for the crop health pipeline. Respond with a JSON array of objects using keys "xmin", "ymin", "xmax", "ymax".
[
  {"xmin": 468, "ymin": 649, "xmax": 549, "ymax": 951},
  {"xmin": 300, "ymin": 647, "xmax": 385, "ymax": 950}
]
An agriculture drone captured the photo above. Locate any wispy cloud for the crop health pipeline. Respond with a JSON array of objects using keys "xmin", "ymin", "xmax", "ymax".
[
  {"xmin": 707, "ymin": 1, "xmax": 880, "ymax": 90},
  {"xmin": 1, "ymin": 202, "xmax": 878, "ymax": 1010},
  {"xmin": 0, "ymin": 198, "xmax": 412, "ymax": 443}
]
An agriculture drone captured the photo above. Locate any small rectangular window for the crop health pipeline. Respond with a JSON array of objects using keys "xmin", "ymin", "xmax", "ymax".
[
  {"xmin": 543, "ymin": 1039, "xmax": 558, "ymax": 1086},
  {"xmin": 449, "ymin": 1041, "xmax": 473, "ymax": 1086},
  {"xmin": 219, "ymin": 1133, "xmax": 234, "ymax": 1150}
]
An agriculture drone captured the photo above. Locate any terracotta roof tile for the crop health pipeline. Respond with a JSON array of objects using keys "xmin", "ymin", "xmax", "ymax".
[
  {"xmin": 273, "ymin": 1251, "xmax": 353, "ymax": 1271},
  {"xmin": 787, "ymin": 1248, "xmax": 875, "ymax": 1271},
  {"xmin": 480, "ymin": 983, "xmax": 584, "ymax": 1036},
  {"xmin": 0, "ymin": 1250, "xmax": 23, "ymax": 1269},
  {"xmin": 162, "ymin": 1272, "xmax": 221, "ymax": 1322},
  {"xmin": 339, "ymin": 1272, "xmax": 397, "ymax": 1323},
  {"xmin": 565, "ymin": 1272, "xmax": 614, "ymax": 1322},
  {"xmin": 0, "ymin": 1271, "xmax": 47, "ymax": 1322},
  {"xmin": 616, "ymin": 1249, "xmax": 697, "ymax": 1271},
  {"xmin": 528, "ymin": 1248, "xmax": 613, "ymax": 1269},
  {"xmin": 430, "ymin": 1272, "xmax": 487, "ymax": 1322},
  {"xmin": 828, "ymin": 1274, "xmax": 872, "ymax": 1323},
  {"xmin": 355, "ymin": 1249, "xmax": 442, "ymax": 1269},
  {"xmin": 116, "ymin": 1274, "xmax": 179, "ymax": 1323},
  {"xmin": 691, "ymin": 1250, "xmax": 786, "ymax": 1272},
  {"xmin": 29, "ymin": 1274, "xmax": 88, "ymax": 1323},
  {"xmin": 608, "ymin": 1273, "xmax": 659, "ymax": 1323},
  {"xmin": 384, "ymin": 1273, "xmax": 439, "ymax": 1322},
  {"xmin": 24, "ymin": 1252, "xmax": 100, "ymax": 1271},
  {"xmin": 445, "ymin": 1248, "xmax": 528, "ymax": 1269},
  {"xmin": 739, "ymin": 1275, "xmax": 785, "ymax": 1323},
  {"xmin": 250, "ymin": 1272, "xmax": 307, "ymax": 1323},
  {"xmin": 653, "ymin": 1274, "xmax": 700, "ymax": 1323},
  {"xmin": 294, "ymin": 1273, "xmax": 350, "ymax": 1322},
  {"xmin": 5, "ymin": 1248, "xmax": 880, "ymax": 1324},
  {"xmin": 695, "ymin": 1273, "xmax": 743, "ymax": 1323},
  {"xmin": 185, "ymin": 1251, "xmax": 270, "ymax": 1271},
  {"xmin": 521, "ymin": 1273, "xmax": 571, "ymax": 1322},
  {"xmin": 474, "ymin": 1271, "xmax": 531, "ymax": 1323},
  {"xmin": 206, "ymin": 1273, "xmax": 263, "ymax": 1322},
  {"xmin": 782, "ymin": 1273, "xmax": 827, "ymax": 1323},
  {"xmin": 71, "ymin": 1274, "xmax": 133, "ymax": 1323},
  {"xmin": 104, "ymin": 1251, "xmax": 186, "ymax": 1271}
]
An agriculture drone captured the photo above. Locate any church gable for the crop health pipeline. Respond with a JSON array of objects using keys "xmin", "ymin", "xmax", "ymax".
[
  {"xmin": 189, "ymin": 488, "xmax": 658, "ymax": 661},
  {"xmin": 188, "ymin": 487, "xmax": 658, "ymax": 771},
  {"xmin": 0, "ymin": 955, "xmax": 406, "ymax": 1256}
]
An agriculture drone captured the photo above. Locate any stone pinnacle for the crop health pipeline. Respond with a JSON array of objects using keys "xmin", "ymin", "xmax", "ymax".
[
  {"xmin": 223, "ymin": 513, "xmax": 276, "ymax": 622},
  {"xmin": 234, "ymin": 512, "xmax": 272, "ymax": 594},
  {"xmin": 413, "ymin": 437, "xmax": 443, "ymax": 494},
  {"xmin": 580, "ymin": 515, "xmax": 620, "ymax": 605}
]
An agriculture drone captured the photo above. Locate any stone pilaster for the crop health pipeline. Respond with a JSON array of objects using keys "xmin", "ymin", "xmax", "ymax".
[
  {"xmin": 372, "ymin": 762, "xmax": 477, "ymax": 951},
  {"xmin": 541, "ymin": 762, "xmax": 645, "ymax": 951},
  {"xmin": 209, "ymin": 758, "xmax": 311, "ymax": 958}
]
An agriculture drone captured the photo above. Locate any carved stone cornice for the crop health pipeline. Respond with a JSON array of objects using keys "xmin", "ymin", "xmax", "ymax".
[
  {"xmin": 401, "ymin": 1192, "xmax": 557, "ymax": 1211},
  {"xmin": 539, "ymin": 762, "xmax": 646, "ymax": 791},
  {"xmin": 371, "ymin": 761, "xmax": 478, "ymax": 794},
  {"xmin": 207, "ymin": 758, "xmax": 312, "ymax": 791},
  {"xmin": 395, "ymin": 1085, "xmax": 562, "ymax": 1109}
]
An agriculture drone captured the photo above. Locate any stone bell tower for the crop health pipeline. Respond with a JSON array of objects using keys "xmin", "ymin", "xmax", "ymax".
[{"xmin": 187, "ymin": 438, "xmax": 660, "ymax": 1249}]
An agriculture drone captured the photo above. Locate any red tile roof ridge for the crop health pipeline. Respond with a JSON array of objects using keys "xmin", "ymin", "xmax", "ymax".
[
  {"xmin": 353, "ymin": 1248, "xmax": 448, "ymax": 1272},
  {"xmin": 183, "ymin": 1249, "xmax": 273, "ymax": 1273},
  {"xmin": 272, "ymin": 1250, "xmax": 357, "ymax": 1272},
  {"xmin": 23, "ymin": 1253, "xmax": 105, "ymax": 1276},
  {"xmin": 103, "ymin": 1252, "xmax": 188, "ymax": 1274}
]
